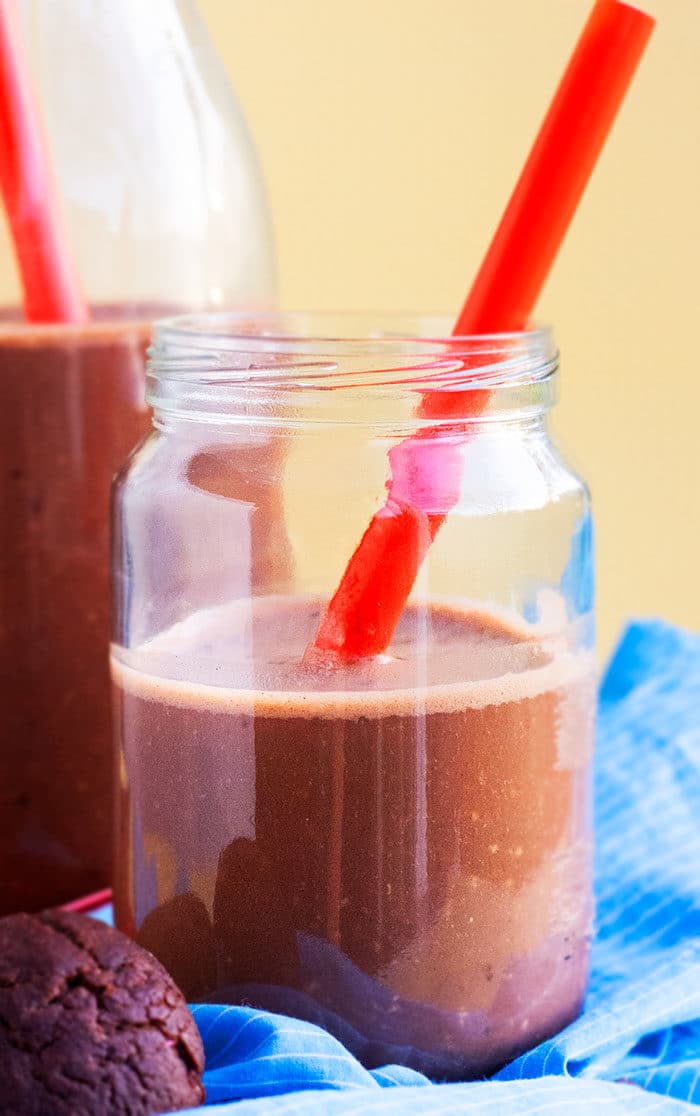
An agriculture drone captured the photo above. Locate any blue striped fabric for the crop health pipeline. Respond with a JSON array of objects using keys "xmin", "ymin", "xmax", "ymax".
[{"xmin": 147, "ymin": 618, "xmax": 700, "ymax": 1114}]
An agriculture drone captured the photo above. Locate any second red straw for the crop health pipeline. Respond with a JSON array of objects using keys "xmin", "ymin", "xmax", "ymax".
[
  {"xmin": 0, "ymin": 0, "xmax": 87, "ymax": 323},
  {"xmin": 310, "ymin": 0, "xmax": 654, "ymax": 662}
]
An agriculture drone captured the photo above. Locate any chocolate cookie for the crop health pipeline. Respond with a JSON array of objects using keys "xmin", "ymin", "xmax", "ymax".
[{"xmin": 0, "ymin": 908, "xmax": 205, "ymax": 1115}]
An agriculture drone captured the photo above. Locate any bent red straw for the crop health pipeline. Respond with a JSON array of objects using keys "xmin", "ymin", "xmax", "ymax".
[
  {"xmin": 0, "ymin": 0, "xmax": 87, "ymax": 322},
  {"xmin": 311, "ymin": 0, "xmax": 654, "ymax": 661}
]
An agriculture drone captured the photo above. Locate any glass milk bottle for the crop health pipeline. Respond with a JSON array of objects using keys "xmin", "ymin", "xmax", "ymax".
[{"xmin": 0, "ymin": 0, "xmax": 276, "ymax": 914}]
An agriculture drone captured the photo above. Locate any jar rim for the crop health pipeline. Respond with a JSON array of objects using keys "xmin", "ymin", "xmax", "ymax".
[{"xmin": 148, "ymin": 311, "xmax": 558, "ymax": 424}]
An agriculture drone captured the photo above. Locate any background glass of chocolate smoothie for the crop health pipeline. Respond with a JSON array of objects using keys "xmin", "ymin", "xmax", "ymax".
[
  {"xmin": 0, "ymin": 316, "xmax": 152, "ymax": 914},
  {"xmin": 111, "ymin": 312, "xmax": 595, "ymax": 1079}
]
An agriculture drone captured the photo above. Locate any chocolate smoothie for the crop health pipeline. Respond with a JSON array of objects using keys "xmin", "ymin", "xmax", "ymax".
[
  {"xmin": 0, "ymin": 316, "xmax": 150, "ymax": 913},
  {"xmin": 112, "ymin": 596, "xmax": 594, "ymax": 1078}
]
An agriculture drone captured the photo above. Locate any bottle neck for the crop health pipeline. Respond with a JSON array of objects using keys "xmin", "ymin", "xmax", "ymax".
[{"xmin": 18, "ymin": 0, "xmax": 276, "ymax": 310}]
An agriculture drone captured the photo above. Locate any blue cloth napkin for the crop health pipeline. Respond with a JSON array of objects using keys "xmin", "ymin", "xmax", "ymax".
[{"xmin": 101, "ymin": 618, "xmax": 700, "ymax": 1115}]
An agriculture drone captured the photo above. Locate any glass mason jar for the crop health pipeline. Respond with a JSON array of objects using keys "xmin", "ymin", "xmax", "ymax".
[{"xmin": 111, "ymin": 312, "xmax": 595, "ymax": 1079}]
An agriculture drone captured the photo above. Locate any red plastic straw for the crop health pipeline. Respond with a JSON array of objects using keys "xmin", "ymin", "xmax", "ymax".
[
  {"xmin": 0, "ymin": 0, "xmax": 88, "ymax": 322},
  {"xmin": 62, "ymin": 888, "xmax": 113, "ymax": 914},
  {"xmin": 310, "ymin": 0, "xmax": 654, "ymax": 661}
]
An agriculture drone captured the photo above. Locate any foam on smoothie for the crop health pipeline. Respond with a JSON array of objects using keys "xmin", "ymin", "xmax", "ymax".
[{"xmin": 111, "ymin": 595, "xmax": 595, "ymax": 721}]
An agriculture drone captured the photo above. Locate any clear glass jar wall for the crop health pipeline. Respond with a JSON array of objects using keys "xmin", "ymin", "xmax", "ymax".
[{"xmin": 111, "ymin": 313, "xmax": 595, "ymax": 1079}]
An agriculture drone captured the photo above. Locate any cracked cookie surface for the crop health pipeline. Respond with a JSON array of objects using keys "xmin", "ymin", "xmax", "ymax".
[{"xmin": 0, "ymin": 908, "xmax": 205, "ymax": 1115}]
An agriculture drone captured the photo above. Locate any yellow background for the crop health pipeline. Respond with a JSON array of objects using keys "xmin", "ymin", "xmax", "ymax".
[{"xmin": 198, "ymin": 0, "xmax": 699, "ymax": 654}]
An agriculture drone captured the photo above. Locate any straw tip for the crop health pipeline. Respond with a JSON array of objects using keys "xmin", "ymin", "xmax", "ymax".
[{"xmin": 604, "ymin": 0, "xmax": 657, "ymax": 32}]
